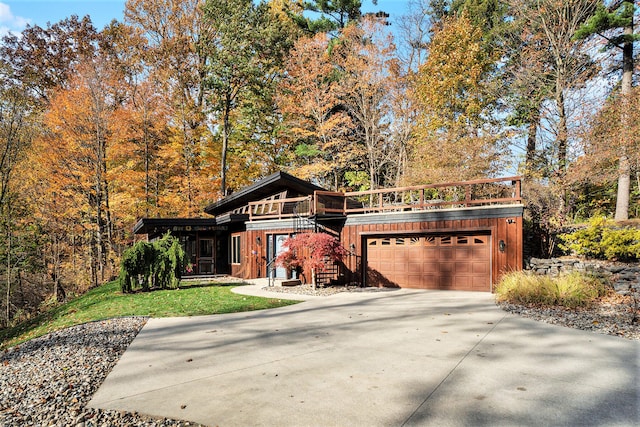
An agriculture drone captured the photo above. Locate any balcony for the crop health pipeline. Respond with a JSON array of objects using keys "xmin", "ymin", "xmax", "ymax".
[{"xmin": 247, "ymin": 176, "xmax": 522, "ymax": 221}]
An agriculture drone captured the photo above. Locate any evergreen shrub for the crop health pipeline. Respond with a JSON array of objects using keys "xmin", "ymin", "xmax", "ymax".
[{"xmin": 119, "ymin": 233, "xmax": 186, "ymax": 293}]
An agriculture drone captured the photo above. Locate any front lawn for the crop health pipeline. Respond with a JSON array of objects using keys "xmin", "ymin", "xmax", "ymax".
[{"xmin": 0, "ymin": 280, "xmax": 299, "ymax": 350}]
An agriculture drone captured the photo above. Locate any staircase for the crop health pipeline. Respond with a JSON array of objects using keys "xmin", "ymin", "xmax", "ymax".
[{"xmin": 315, "ymin": 262, "xmax": 340, "ymax": 287}]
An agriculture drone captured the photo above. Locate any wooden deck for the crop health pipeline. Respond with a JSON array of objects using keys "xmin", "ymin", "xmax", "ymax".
[{"xmin": 247, "ymin": 176, "xmax": 522, "ymax": 221}]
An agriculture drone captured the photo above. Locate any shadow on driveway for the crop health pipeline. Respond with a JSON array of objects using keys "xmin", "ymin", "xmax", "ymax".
[{"xmin": 89, "ymin": 290, "xmax": 640, "ymax": 427}]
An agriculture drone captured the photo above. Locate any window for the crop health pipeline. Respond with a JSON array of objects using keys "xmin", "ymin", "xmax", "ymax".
[
  {"xmin": 231, "ymin": 235, "xmax": 241, "ymax": 264},
  {"xmin": 200, "ymin": 239, "xmax": 213, "ymax": 258}
]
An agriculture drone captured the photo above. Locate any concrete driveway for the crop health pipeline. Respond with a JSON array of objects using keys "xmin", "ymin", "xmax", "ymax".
[{"xmin": 89, "ymin": 287, "xmax": 639, "ymax": 426}]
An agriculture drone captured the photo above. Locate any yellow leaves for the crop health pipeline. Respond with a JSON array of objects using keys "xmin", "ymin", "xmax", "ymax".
[
  {"xmin": 408, "ymin": 14, "xmax": 501, "ymax": 184},
  {"xmin": 414, "ymin": 14, "xmax": 489, "ymax": 118}
]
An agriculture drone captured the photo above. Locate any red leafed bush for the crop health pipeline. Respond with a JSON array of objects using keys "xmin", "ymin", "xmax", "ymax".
[{"xmin": 276, "ymin": 233, "xmax": 347, "ymax": 285}]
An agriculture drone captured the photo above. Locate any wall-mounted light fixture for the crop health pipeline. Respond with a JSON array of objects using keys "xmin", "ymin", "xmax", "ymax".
[
  {"xmin": 499, "ymin": 240, "xmax": 506, "ymax": 252},
  {"xmin": 507, "ymin": 218, "xmax": 516, "ymax": 224},
  {"xmin": 350, "ymin": 243, "xmax": 356, "ymax": 253},
  {"xmin": 256, "ymin": 236, "xmax": 261, "ymax": 245}
]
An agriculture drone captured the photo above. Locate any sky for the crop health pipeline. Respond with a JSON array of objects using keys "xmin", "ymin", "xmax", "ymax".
[
  {"xmin": 1, "ymin": 1, "xmax": 125, "ymax": 34},
  {"xmin": 0, "ymin": 0, "xmax": 412, "ymax": 36}
]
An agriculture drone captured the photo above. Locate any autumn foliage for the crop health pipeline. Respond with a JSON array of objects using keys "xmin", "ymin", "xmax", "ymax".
[
  {"xmin": 276, "ymin": 232, "xmax": 347, "ymax": 288},
  {"xmin": 0, "ymin": 0, "xmax": 638, "ymax": 327}
]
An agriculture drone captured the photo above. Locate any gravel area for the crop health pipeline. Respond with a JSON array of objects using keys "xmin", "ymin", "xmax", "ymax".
[
  {"xmin": 0, "ymin": 317, "xmax": 203, "ymax": 427},
  {"xmin": 1, "ymin": 286, "xmax": 637, "ymax": 427},
  {"xmin": 498, "ymin": 292, "xmax": 640, "ymax": 340}
]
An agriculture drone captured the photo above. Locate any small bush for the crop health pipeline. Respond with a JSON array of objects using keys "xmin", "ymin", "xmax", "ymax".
[
  {"xmin": 119, "ymin": 233, "xmax": 186, "ymax": 293},
  {"xmin": 559, "ymin": 216, "xmax": 640, "ymax": 261},
  {"xmin": 495, "ymin": 271, "xmax": 608, "ymax": 308}
]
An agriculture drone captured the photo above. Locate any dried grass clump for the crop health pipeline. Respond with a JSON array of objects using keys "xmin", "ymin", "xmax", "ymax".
[{"xmin": 495, "ymin": 271, "xmax": 608, "ymax": 308}]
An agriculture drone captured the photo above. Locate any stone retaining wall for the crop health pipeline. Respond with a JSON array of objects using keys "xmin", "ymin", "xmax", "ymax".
[{"xmin": 525, "ymin": 257, "xmax": 640, "ymax": 296}]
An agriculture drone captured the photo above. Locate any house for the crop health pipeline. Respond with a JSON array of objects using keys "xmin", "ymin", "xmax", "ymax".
[{"xmin": 134, "ymin": 171, "xmax": 523, "ymax": 292}]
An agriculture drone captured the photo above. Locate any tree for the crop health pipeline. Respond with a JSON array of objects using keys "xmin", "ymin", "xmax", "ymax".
[
  {"xmin": 506, "ymin": 0, "xmax": 599, "ymax": 219},
  {"xmin": 333, "ymin": 18, "xmax": 398, "ymax": 190},
  {"xmin": 202, "ymin": 0, "xmax": 294, "ymax": 196},
  {"xmin": 575, "ymin": 0, "xmax": 639, "ymax": 221},
  {"xmin": 410, "ymin": 13, "xmax": 503, "ymax": 183},
  {"xmin": 119, "ymin": 232, "xmax": 185, "ymax": 293},
  {"xmin": 293, "ymin": 0, "xmax": 365, "ymax": 34},
  {"xmin": 0, "ymin": 71, "xmax": 39, "ymax": 326},
  {"xmin": 276, "ymin": 232, "xmax": 347, "ymax": 289},
  {"xmin": 125, "ymin": 0, "xmax": 217, "ymax": 214},
  {"xmin": 33, "ymin": 58, "xmax": 126, "ymax": 289},
  {"xmin": 396, "ymin": 0, "xmax": 433, "ymax": 71},
  {"xmin": 569, "ymin": 87, "xmax": 640, "ymax": 219},
  {"xmin": 0, "ymin": 15, "xmax": 99, "ymax": 106},
  {"xmin": 0, "ymin": 16, "xmax": 102, "ymax": 323},
  {"xmin": 277, "ymin": 32, "xmax": 354, "ymax": 188}
]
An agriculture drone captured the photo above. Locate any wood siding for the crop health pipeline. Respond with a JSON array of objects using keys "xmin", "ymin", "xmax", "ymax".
[
  {"xmin": 339, "ymin": 215, "xmax": 522, "ymax": 289},
  {"xmin": 231, "ymin": 207, "xmax": 523, "ymax": 291},
  {"xmin": 236, "ymin": 228, "xmax": 295, "ymax": 280}
]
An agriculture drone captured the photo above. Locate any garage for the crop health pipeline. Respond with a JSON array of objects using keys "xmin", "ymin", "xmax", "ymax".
[{"xmin": 365, "ymin": 232, "xmax": 492, "ymax": 291}]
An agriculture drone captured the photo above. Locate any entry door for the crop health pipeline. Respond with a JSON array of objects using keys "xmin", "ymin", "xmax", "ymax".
[
  {"xmin": 199, "ymin": 238, "xmax": 215, "ymax": 274},
  {"xmin": 267, "ymin": 234, "xmax": 288, "ymax": 279}
]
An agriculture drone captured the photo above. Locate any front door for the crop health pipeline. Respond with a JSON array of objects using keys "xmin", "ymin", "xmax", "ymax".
[
  {"xmin": 198, "ymin": 238, "xmax": 215, "ymax": 274},
  {"xmin": 267, "ymin": 234, "xmax": 288, "ymax": 279}
]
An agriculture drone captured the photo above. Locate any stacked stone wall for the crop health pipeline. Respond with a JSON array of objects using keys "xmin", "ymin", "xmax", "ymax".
[{"xmin": 525, "ymin": 257, "xmax": 640, "ymax": 296}]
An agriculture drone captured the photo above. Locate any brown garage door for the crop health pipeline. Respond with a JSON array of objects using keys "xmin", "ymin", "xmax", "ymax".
[{"xmin": 366, "ymin": 233, "xmax": 491, "ymax": 291}]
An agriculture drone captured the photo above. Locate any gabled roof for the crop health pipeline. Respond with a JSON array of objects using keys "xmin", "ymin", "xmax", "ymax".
[{"xmin": 204, "ymin": 171, "xmax": 326, "ymax": 216}]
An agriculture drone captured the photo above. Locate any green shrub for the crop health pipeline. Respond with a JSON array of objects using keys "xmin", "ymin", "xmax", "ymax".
[
  {"xmin": 119, "ymin": 233, "xmax": 186, "ymax": 293},
  {"xmin": 600, "ymin": 228, "xmax": 640, "ymax": 261},
  {"xmin": 559, "ymin": 216, "xmax": 640, "ymax": 261},
  {"xmin": 495, "ymin": 271, "xmax": 608, "ymax": 308}
]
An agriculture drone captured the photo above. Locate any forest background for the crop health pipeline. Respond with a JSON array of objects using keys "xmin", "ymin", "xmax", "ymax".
[{"xmin": 0, "ymin": 0, "xmax": 638, "ymax": 328}]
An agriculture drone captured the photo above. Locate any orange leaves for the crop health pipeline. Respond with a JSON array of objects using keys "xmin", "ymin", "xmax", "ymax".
[
  {"xmin": 278, "ymin": 18, "xmax": 399, "ymax": 190},
  {"xmin": 277, "ymin": 32, "xmax": 353, "ymax": 185}
]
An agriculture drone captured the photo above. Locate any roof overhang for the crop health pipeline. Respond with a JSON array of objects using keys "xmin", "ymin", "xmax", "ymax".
[
  {"xmin": 204, "ymin": 171, "xmax": 326, "ymax": 216},
  {"xmin": 133, "ymin": 218, "xmax": 224, "ymax": 236}
]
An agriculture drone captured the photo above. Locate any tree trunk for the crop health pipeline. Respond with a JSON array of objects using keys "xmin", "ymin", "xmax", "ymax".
[
  {"xmin": 556, "ymin": 88, "xmax": 568, "ymax": 175},
  {"xmin": 144, "ymin": 109, "xmax": 150, "ymax": 217},
  {"xmin": 525, "ymin": 105, "xmax": 540, "ymax": 178},
  {"xmin": 220, "ymin": 93, "xmax": 231, "ymax": 197},
  {"xmin": 5, "ymin": 225, "xmax": 11, "ymax": 327},
  {"xmin": 614, "ymin": 17, "xmax": 634, "ymax": 222},
  {"xmin": 555, "ymin": 85, "xmax": 568, "ymax": 215}
]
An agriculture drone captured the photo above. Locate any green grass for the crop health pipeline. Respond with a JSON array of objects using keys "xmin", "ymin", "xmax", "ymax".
[
  {"xmin": 495, "ymin": 271, "xmax": 609, "ymax": 308},
  {"xmin": 0, "ymin": 281, "xmax": 300, "ymax": 350}
]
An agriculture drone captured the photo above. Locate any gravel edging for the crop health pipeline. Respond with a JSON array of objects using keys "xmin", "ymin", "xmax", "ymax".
[
  {"xmin": 0, "ymin": 317, "xmax": 204, "ymax": 427},
  {"xmin": 498, "ymin": 293, "xmax": 640, "ymax": 340}
]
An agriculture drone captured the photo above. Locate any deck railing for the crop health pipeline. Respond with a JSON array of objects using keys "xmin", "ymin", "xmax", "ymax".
[
  {"xmin": 247, "ymin": 176, "xmax": 521, "ymax": 221},
  {"xmin": 343, "ymin": 176, "xmax": 522, "ymax": 214},
  {"xmin": 248, "ymin": 195, "xmax": 311, "ymax": 221}
]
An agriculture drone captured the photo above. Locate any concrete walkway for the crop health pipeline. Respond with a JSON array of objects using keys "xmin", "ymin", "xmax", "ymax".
[{"xmin": 89, "ymin": 287, "xmax": 639, "ymax": 426}]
